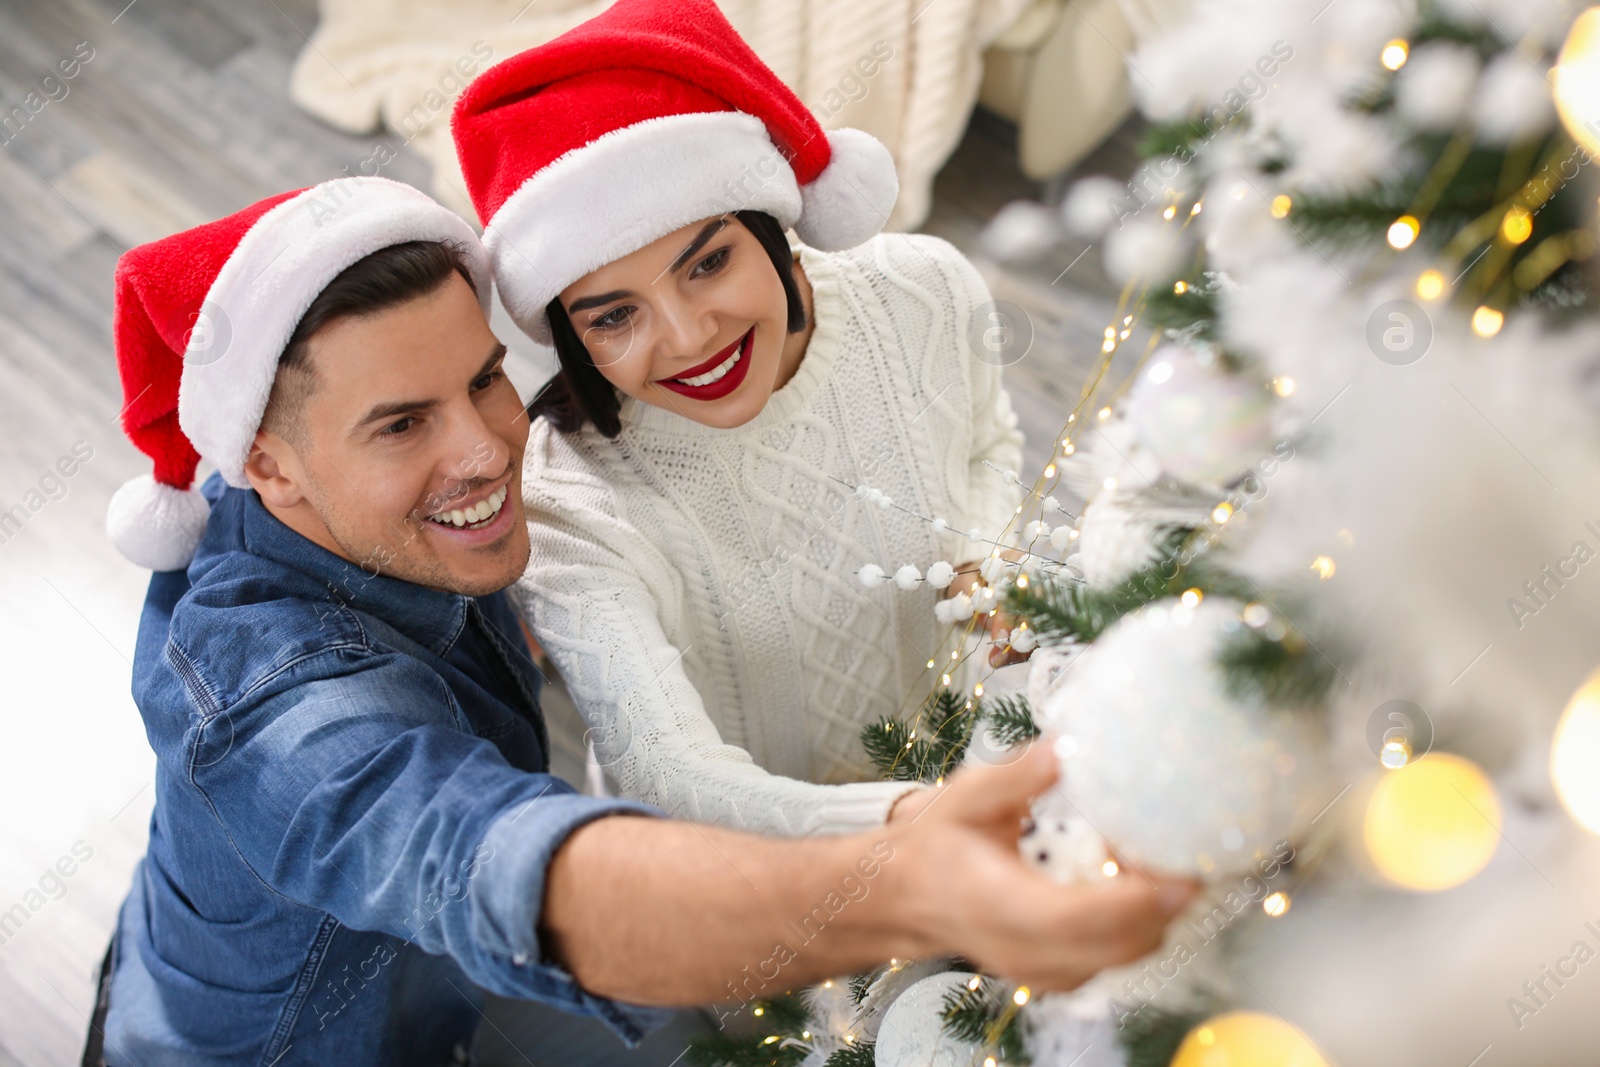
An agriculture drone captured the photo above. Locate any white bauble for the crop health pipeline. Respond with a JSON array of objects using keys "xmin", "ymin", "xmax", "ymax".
[
  {"xmin": 1026, "ymin": 998, "xmax": 1127, "ymax": 1067},
  {"xmin": 1475, "ymin": 51, "xmax": 1557, "ymax": 143},
  {"xmin": 1395, "ymin": 43, "xmax": 1481, "ymax": 130},
  {"xmin": 1129, "ymin": 345, "xmax": 1275, "ymax": 485},
  {"xmin": 1104, "ymin": 215, "xmax": 1191, "ymax": 286},
  {"xmin": 981, "ymin": 199, "xmax": 1063, "ymax": 262},
  {"xmin": 1040, "ymin": 600, "xmax": 1312, "ymax": 877},
  {"xmin": 1061, "ymin": 175, "xmax": 1132, "ymax": 238},
  {"xmin": 874, "ymin": 972, "xmax": 985, "ymax": 1067},
  {"xmin": 1021, "ymin": 810, "xmax": 1109, "ymax": 884}
]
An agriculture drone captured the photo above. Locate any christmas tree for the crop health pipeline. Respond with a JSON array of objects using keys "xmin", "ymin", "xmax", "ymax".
[{"xmin": 690, "ymin": 0, "xmax": 1600, "ymax": 1062}]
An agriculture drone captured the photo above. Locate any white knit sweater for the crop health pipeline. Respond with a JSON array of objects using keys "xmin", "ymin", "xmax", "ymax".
[{"xmin": 518, "ymin": 234, "xmax": 1024, "ymax": 836}]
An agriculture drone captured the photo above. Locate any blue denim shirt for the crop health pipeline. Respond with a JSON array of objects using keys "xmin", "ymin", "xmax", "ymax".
[{"xmin": 105, "ymin": 476, "xmax": 666, "ymax": 1066}]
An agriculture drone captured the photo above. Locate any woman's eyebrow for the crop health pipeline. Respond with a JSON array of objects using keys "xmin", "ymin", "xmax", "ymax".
[
  {"xmin": 665, "ymin": 217, "xmax": 729, "ymax": 274},
  {"xmin": 570, "ymin": 217, "xmax": 732, "ymax": 313},
  {"xmin": 567, "ymin": 289, "xmax": 633, "ymax": 314}
]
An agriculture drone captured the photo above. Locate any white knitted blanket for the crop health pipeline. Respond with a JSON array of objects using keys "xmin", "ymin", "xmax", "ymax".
[
  {"xmin": 288, "ymin": 0, "xmax": 1033, "ymax": 229},
  {"xmin": 517, "ymin": 234, "xmax": 1024, "ymax": 836}
]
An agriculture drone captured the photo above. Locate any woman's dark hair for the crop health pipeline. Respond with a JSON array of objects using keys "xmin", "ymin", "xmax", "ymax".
[
  {"xmin": 530, "ymin": 210, "xmax": 807, "ymax": 438},
  {"xmin": 264, "ymin": 240, "xmax": 475, "ymax": 441}
]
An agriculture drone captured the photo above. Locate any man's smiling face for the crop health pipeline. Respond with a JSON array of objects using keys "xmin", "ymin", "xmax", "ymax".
[{"xmin": 247, "ymin": 270, "xmax": 531, "ymax": 597}]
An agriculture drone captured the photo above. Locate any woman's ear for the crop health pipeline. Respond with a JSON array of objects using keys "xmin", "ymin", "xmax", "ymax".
[{"xmin": 243, "ymin": 430, "xmax": 308, "ymax": 509}]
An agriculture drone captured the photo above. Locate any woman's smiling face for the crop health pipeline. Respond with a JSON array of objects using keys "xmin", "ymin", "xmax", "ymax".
[{"xmin": 557, "ymin": 215, "xmax": 799, "ymax": 429}]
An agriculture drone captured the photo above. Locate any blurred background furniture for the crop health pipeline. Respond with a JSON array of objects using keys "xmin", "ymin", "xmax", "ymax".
[{"xmin": 287, "ymin": 0, "xmax": 1190, "ymax": 229}]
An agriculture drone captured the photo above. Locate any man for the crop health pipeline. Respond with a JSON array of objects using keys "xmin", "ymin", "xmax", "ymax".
[{"xmin": 95, "ymin": 177, "xmax": 1193, "ymax": 1066}]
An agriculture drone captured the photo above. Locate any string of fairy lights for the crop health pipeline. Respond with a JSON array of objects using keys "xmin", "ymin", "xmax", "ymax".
[{"xmin": 732, "ymin": 9, "xmax": 1600, "ymax": 1064}]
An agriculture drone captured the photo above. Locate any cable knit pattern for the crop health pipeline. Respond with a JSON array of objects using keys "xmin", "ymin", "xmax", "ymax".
[{"xmin": 518, "ymin": 234, "xmax": 1024, "ymax": 836}]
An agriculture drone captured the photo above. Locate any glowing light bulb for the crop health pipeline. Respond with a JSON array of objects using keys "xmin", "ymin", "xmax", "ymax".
[
  {"xmin": 1273, "ymin": 376, "xmax": 1296, "ymax": 397},
  {"xmin": 1044, "ymin": 463, "xmax": 1057, "ymax": 478},
  {"xmin": 1172, "ymin": 1012, "xmax": 1332, "ymax": 1067},
  {"xmin": 1310, "ymin": 555, "xmax": 1336, "ymax": 579},
  {"xmin": 1380, "ymin": 736, "xmax": 1412, "ymax": 769},
  {"xmin": 1013, "ymin": 986, "xmax": 1031, "ymax": 1006},
  {"xmin": 1552, "ymin": 670, "xmax": 1600, "ymax": 833},
  {"xmin": 1363, "ymin": 753, "xmax": 1500, "ymax": 891},
  {"xmin": 1381, "ymin": 38, "xmax": 1410, "ymax": 70},
  {"xmin": 1190, "ymin": 200, "xmax": 1203, "ymax": 216},
  {"xmin": 1173, "ymin": 279, "xmax": 1190, "ymax": 294},
  {"xmin": 1163, "ymin": 204, "xmax": 1178, "ymax": 220},
  {"xmin": 1471, "ymin": 306, "xmax": 1505, "ymax": 337},
  {"xmin": 1262, "ymin": 891, "xmax": 1290, "ymax": 917},
  {"xmin": 1500, "ymin": 205, "xmax": 1534, "ymax": 245},
  {"xmin": 1097, "ymin": 406, "xmax": 1112, "ymax": 420},
  {"xmin": 1181, "ymin": 588, "xmax": 1202, "ymax": 607},
  {"xmin": 1386, "ymin": 215, "xmax": 1419, "ymax": 249},
  {"xmin": 1554, "ymin": 7, "xmax": 1600, "ymax": 156},
  {"xmin": 1102, "ymin": 859, "xmax": 1120, "ymax": 877},
  {"xmin": 1212, "ymin": 502, "xmax": 1234, "ymax": 524},
  {"xmin": 1270, "ymin": 194, "xmax": 1293, "ymax": 219},
  {"xmin": 1416, "ymin": 269, "xmax": 1445, "ymax": 300}
]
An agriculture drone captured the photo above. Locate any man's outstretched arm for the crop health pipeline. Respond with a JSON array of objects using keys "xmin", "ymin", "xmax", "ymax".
[{"xmin": 542, "ymin": 743, "xmax": 1197, "ymax": 1005}]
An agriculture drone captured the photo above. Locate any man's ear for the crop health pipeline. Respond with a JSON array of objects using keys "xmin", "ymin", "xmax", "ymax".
[{"xmin": 243, "ymin": 429, "xmax": 308, "ymax": 509}]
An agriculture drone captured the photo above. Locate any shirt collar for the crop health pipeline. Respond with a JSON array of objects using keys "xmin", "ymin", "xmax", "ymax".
[{"xmin": 239, "ymin": 488, "xmax": 471, "ymax": 656}]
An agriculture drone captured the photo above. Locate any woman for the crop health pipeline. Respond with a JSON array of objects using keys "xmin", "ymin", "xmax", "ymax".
[{"xmin": 452, "ymin": 0, "xmax": 1025, "ymax": 836}]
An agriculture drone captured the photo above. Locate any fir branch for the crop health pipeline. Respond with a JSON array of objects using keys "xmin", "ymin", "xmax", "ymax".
[
  {"xmin": 982, "ymin": 693, "xmax": 1041, "ymax": 747},
  {"xmin": 1143, "ymin": 272, "xmax": 1220, "ymax": 341},
  {"xmin": 1003, "ymin": 527, "xmax": 1239, "ymax": 646},
  {"xmin": 822, "ymin": 1042, "xmax": 876, "ymax": 1067},
  {"xmin": 685, "ymin": 996, "xmax": 811, "ymax": 1067},
  {"xmin": 683, "ymin": 1032, "xmax": 807, "ymax": 1067},
  {"xmin": 1139, "ymin": 117, "xmax": 1234, "ymax": 160},
  {"xmin": 1217, "ymin": 623, "xmax": 1341, "ymax": 708},
  {"xmin": 861, "ymin": 689, "xmax": 979, "ymax": 783},
  {"xmin": 847, "ymin": 971, "xmax": 875, "ymax": 1005},
  {"xmin": 1120, "ymin": 1005, "xmax": 1210, "ymax": 1067},
  {"xmin": 941, "ymin": 977, "xmax": 1031, "ymax": 1064}
]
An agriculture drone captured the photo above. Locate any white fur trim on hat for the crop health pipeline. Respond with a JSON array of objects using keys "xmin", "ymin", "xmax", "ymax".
[
  {"xmin": 107, "ymin": 475, "xmax": 211, "ymax": 572},
  {"xmin": 484, "ymin": 111, "xmax": 803, "ymax": 346},
  {"xmin": 793, "ymin": 128, "xmax": 899, "ymax": 252},
  {"xmin": 178, "ymin": 177, "xmax": 491, "ymax": 489}
]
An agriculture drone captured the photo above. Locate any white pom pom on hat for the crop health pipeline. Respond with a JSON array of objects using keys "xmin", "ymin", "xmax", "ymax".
[
  {"xmin": 107, "ymin": 476, "xmax": 212, "ymax": 572},
  {"xmin": 108, "ymin": 177, "xmax": 490, "ymax": 570},
  {"xmin": 792, "ymin": 128, "xmax": 899, "ymax": 251}
]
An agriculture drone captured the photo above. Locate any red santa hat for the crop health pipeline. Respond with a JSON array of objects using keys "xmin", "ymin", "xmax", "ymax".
[
  {"xmin": 107, "ymin": 177, "xmax": 491, "ymax": 571},
  {"xmin": 450, "ymin": 0, "xmax": 899, "ymax": 346}
]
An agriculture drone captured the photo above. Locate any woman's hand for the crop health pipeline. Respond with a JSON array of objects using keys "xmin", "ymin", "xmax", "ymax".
[{"xmin": 947, "ymin": 556, "xmax": 1034, "ymax": 668}]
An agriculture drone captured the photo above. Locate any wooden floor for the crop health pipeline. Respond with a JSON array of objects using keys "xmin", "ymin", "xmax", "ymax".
[{"xmin": 0, "ymin": 0, "xmax": 1137, "ymax": 1060}]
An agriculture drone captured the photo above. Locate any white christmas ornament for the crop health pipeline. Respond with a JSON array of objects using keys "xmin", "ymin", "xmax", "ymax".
[
  {"xmin": 1475, "ymin": 51, "xmax": 1557, "ymax": 143},
  {"xmin": 857, "ymin": 563, "xmax": 887, "ymax": 589},
  {"xmin": 1021, "ymin": 810, "xmax": 1108, "ymax": 883},
  {"xmin": 873, "ymin": 972, "xmax": 985, "ymax": 1067},
  {"xmin": 894, "ymin": 564, "xmax": 922, "ymax": 591},
  {"xmin": 1395, "ymin": 43, "xmax": 1481, "ymax": 130},
  {"xmin": 926, "ymin": 560, "xmax": 956, "ymax": 590},
  {"xmin": 1040, "ymin": 600, "xmax": 1312, "ymax": 877},
  {"xmin": 1061, "ymin": 175, "xmax": 1132, "ymax": 238},
  {"xmin": 981, "ymin": 199, "xmax": 1063, "ymax": 262},
  {"xmin": 1104, "ymin": 214, "xmax": 1191, "ymax": 286},
  {"xmin": 1130, "ymin": 345, "xmax": 1275, "ymax": 485}
]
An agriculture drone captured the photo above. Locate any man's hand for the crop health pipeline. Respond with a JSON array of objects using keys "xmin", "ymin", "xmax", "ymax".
[
  {"xmin": 541, "ymin": 743, "xmax": 1194, "ymax": 1005},
  {"xmin": 883, "ymin": 743, "xmax": 1197, "ymax": 991}
]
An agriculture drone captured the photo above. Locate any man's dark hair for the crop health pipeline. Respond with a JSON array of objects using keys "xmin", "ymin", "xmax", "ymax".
[
  {"xmin": 530, "ymin": 210, "xmax": 807, "ymax": 439},
  {"xmin": 262, "ymin": 240, "xmax": 475, "ymax": 443}
]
